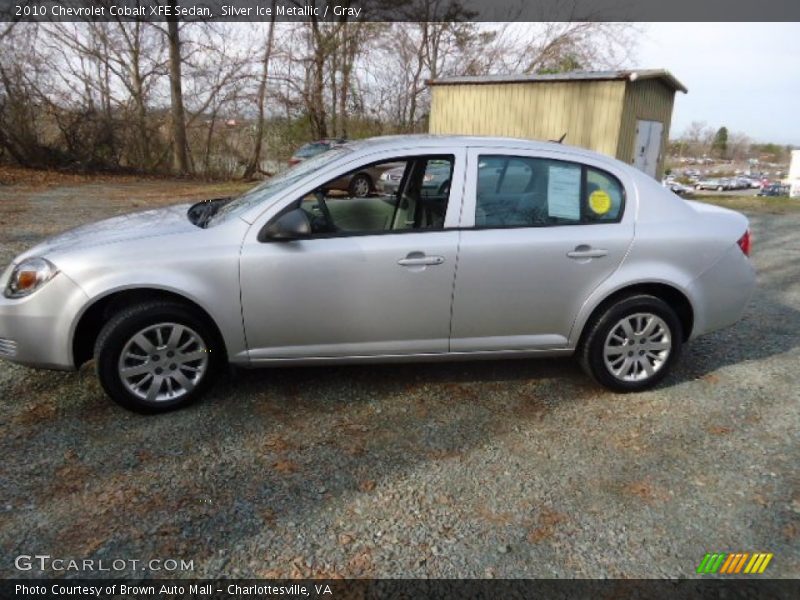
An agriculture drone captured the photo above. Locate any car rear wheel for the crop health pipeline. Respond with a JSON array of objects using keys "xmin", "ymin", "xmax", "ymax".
[
  {"xmin": 94, "ymin": 301, "xmax": 222, "ymax": 413},
  {"xmin": 579, "ymin": 294, "xmax": 683, "ymax": 392},
  {"xmin": 348, "ymin": 174, "xmax": 372, "ymax": 198}
]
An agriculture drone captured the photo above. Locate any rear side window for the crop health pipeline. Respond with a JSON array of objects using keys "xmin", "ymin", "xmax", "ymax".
[{"xmin": 475, "ymin": 155, "xmax": 624, "ymax": 228}]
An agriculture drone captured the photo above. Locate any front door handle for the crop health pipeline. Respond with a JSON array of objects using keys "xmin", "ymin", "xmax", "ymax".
[
  {"xmin": 397, "ymin": 253, "xmax": 446, "ymax": 267},
  {"xmin": 567, "ymin": 245, "xmax": 608, "ymax": 259}
]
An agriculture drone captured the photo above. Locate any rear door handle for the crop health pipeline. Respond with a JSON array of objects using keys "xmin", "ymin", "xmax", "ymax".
[
  {"xmin": 398, "ymin": 254, "xmax": 445, "ymax": 267},
  {"xmin": 567, "ymin": 245, "xmax": 608, "ymax": 259}
]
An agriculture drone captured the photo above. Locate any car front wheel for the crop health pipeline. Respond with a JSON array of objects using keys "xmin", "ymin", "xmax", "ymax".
[
  {"xmin": 94, "ymin": 301, "xmax": 222, "ymax": 413},
  {"xmin": 579, "ymin": 294, "xmax": 683, "ymax": 392}
]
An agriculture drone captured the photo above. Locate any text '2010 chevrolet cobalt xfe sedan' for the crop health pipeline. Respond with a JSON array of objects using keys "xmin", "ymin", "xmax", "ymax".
[{"xmin": 0, "ymin": 136, "xmax": 756, "ymax": 412}]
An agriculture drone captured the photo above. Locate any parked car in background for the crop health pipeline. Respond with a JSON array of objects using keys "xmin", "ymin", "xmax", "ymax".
[
  {"xmin": 667, "ymin": 182, "xmax": 694, "ymax": 196},
  {"xmin": 757, "ymin": 184, "xmax": 790, "ymax": 197},
  {"xmin": 290, "ymin": 139, "xmax": 399, "ymax": 197},
  {"xmin": 695, "ymin": 178, "xmax": 726, "ymax": 191},
  {"xmin": 0, "ymin": 136, "xmax": 755, "ymax": 412},
  {"xmin": 326, "ymin": 162, "xmax": 402, "ymax": 197},
  {"xmin": 379, "ymin": 160, "xmax": 452, "ymax": 196},
  {"xmin": 722, "ymin": 178, "xmax": 741, "ymax": 191},
  {"xmin": 737, "ymin": 175, "xmax": 760, "ymax": 190},
  {"xmin": 288, "ymin": 139, "xmax": 347, "ymax": 166}
]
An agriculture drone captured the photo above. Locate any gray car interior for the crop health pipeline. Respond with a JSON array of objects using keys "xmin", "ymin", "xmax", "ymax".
[{"xmin": 302, "ymin": 156, "xmax": 453, "ymax": 234}]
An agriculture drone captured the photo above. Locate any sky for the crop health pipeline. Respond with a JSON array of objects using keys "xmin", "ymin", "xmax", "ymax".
[{"xmin": 635, "ymin": 23, "xmax": 800, "ymax": 145}]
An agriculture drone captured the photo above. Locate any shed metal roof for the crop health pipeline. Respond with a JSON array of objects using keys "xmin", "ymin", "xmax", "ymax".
[{"xmin": 428, "ymin": 69, "xmax": 688, "ymax": 94}]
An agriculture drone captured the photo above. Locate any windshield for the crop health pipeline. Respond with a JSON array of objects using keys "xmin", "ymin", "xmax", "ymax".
[{"xmin": 206, "ymin": 147, "xmax": 351, "ymax": 226}]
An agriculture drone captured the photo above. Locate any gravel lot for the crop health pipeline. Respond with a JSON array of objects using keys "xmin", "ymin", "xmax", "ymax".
[{"xmin": 0, "ymin": 177, "xmax": 798, "ymax": 579}]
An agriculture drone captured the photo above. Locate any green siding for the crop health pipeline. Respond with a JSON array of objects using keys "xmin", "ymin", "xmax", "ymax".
[
  {"xmin": 429, "ymin": 77, "xmax": 678, "ymax": 179},
  {"xmin": 429, "ymin": 80, "xmax": 626, "ymax": 158},
  {"xmin": 617, "ymin": 79, "xmax": 676, "ymax": 179}
]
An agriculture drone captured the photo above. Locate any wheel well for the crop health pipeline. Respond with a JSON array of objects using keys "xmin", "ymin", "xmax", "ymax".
[
  {"xmin": 72, "ymin": 289, "xmax": 227, "ymax": 368},
  {"xmin": 578, "ymin": 283, "xmax": 694, "ymax": 346}
]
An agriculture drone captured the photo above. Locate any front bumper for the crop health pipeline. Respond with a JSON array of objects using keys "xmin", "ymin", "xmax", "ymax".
[{"xmin": 0, "ymin": 272, "xmax": 89, "ymax": 370}]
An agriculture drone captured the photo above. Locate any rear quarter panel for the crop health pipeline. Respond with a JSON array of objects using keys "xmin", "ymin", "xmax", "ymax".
[{"xmin": 568, "ymin": 175, "xmax": 752, "ymax": 344}]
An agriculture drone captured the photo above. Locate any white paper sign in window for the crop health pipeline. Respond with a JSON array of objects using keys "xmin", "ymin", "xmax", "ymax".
[{"xmin": 547, "ymin": 164, "xmax": 581, "ymax": 221}]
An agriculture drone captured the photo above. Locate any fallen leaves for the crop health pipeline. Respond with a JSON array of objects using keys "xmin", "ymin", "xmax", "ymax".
[
  {"xmin": 357, "ymin": 480, "xmax": 376, "ymax": 493},
  {"xmin": 527, "ymin": 507, "xmax": 568, "ymax": 543},
  {"xmin": 346, "ymin": 548, "xmax": 374, "ymax": 577},
  {"xmin": 707, "ymin": 425, "xmax": 733, "ymax": 435},
  {"xmin": 14, "ymin": 401, "xmax": 57, "ymax": 426},
  {"xmin": 263, "ymin": 434, "xmax": 295, "ymax": 453},
  {"xmin": 622, "ymin": 479, "xmax": 670, "ymax": 503},
  {"xmin": 476, "ymin": 504, "xmax": 515, "ymax": 526},
  {"xmin": 272, "ymin": 459, "xmax": 299, "ymax": 474}
]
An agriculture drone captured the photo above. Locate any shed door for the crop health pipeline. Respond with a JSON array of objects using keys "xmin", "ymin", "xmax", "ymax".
[{"xmin": 633, "ymin": 120, "xmax": 663, "ymax": 178}]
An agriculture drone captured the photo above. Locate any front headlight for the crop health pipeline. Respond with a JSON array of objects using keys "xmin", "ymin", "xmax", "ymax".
[{"xmin": 4, "ymin": 258, "xmax": 58, "ymax": 299}]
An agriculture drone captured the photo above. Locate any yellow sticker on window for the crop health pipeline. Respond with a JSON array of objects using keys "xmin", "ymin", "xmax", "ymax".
[{"xmin": 589, "ymin": 190, "xmax": 612, "ymax": 215}]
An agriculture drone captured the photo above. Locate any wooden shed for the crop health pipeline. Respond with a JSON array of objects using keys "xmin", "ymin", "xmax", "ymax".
[{"xmin": 428, "ymin": 69, "xmax": 687, "ymax": 179}]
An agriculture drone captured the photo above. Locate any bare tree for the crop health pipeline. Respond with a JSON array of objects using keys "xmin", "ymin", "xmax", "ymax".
[
  {"xmin": 166, "ymin": 0, "xmax": 189, "ymax": 174},
  {"xmin": 306, "ymin": 12, "xmax": 330, "ymax": 139},
  {"xmin": 0, "ymin": 17, "xmax": 642, "ymax": 176},
  {"xmin": 243, "ymin": 1, "xmax": 278, "ymax": 179}
]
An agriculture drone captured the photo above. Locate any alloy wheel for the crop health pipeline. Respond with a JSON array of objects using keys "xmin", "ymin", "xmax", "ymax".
[
  {"xmin": 602, "ymin": 312, "xmax": 672, "ymax": 382},
  {"xmin": 117, "ymin": 322, "xmax": 209, "ymax": 402},
  {"xmin": 351, "ymin": 176, "xmax": 370, "ymax": 197}
]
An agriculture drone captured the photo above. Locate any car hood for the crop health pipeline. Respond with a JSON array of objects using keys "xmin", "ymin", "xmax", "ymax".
[{"xmin": 17, "ymin": 203, "xmax": 195, "ymax": 262}]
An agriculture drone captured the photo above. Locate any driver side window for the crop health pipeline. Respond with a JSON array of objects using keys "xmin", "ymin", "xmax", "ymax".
[{"xmin": 298, "ymin": 155, "xmax": 454, "ymax": 236}]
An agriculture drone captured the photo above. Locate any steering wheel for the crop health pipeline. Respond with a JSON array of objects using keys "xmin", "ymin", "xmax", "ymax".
[{"xmin": 313, "ymin": 190, "xmax": 336, "ymax": 233}]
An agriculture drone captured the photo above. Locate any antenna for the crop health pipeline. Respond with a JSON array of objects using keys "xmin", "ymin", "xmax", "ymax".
[{"xmin": 549, "ymin": 132, "xmax": 567, "ymax": 144}]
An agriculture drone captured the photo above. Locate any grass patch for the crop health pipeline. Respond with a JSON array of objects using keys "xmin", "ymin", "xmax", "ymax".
[{"xmin": 692, "ymin": 195, "xmax": 800, "ymax": 214}]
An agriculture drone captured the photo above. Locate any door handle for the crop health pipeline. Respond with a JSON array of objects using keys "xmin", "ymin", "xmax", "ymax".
[
  {"xmin": 397, "ymin": 254, "xmax": 446, "ymax": 267},
  {"xmin": 567, "ymin": 245, "xmax": 608, "ymax": 259}
]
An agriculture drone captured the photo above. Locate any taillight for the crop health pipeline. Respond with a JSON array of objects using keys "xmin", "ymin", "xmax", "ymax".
[{"xmin": 737, "ymin": 229, "xmax": 751, "ymax": 257}]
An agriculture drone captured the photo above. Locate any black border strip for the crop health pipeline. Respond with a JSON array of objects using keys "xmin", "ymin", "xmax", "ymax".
[
  {"xmin": 2, "ymin": 0, "xmax": 800, "ymax": 23},
  {"xmin": 3, "ymin": 578, "xmax": 800, "ymax": 600}
]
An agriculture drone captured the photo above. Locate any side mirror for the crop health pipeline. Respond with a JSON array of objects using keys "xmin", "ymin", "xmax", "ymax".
[{"xmin": 260, "ymin": 208, "xmax": 311, "ymax": 241}]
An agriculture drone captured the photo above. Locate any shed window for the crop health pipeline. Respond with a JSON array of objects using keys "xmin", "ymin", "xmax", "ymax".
[{"xmin": 474, "ymin": 155, "xmax": 624, "ymax": 228}]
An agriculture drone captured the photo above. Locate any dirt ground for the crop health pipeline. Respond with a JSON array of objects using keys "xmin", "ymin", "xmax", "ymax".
[{"xmin": 0, "ymin": 169, "xmax": 798, "ymax": 579}]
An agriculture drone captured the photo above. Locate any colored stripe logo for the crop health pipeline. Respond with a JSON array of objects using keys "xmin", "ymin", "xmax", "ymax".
[{"xmin": 696, "ymin": 552, "xmax": 773, "ymax": 574}]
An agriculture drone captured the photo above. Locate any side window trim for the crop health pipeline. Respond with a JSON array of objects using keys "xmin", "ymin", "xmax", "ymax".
[
  {"xmin": 245, "ymin": 146, "xmax": 466, "ymax": 229},
  {"xmin": 459, "ymin": 148, "xmax": 629, "ymax": 230},
  {"xmin": 259, "ymin": 153, "xmax": 461, "ymax": 242},
  {"xmin": 470, "ymin": 153, "xmax": 625, "ymax": 230}
]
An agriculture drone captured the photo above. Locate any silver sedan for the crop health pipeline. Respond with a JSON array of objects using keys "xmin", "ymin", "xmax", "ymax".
[{"xmin": 0, "ymin": 136, "xmax": 756, "ymax": 412}]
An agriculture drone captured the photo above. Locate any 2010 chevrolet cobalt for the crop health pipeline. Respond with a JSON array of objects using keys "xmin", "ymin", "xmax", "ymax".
[{"xmin": 0, "ymin": 136, "xmax": 756, "ymax": 412}]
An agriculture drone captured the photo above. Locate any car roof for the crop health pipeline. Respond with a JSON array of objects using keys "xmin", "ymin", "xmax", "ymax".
[{"xmin": 340, "ymin": 134, "xmax": 619, "ymax": 165}]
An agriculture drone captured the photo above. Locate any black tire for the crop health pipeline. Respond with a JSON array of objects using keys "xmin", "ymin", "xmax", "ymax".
[
  {"xmin": 717, "ymin": 185, "xmax": 723, "ymax": 191},
  {"xmin": 578, "ymin": 294, "xmax": 683, "ymax": 393},
  {"xmin": 348, "ymin": 173, "xmax": 372, "ymax": 197},
  {"xmin": 94, "ymin": 301, "xmax": 223, "ymax": 413}
]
